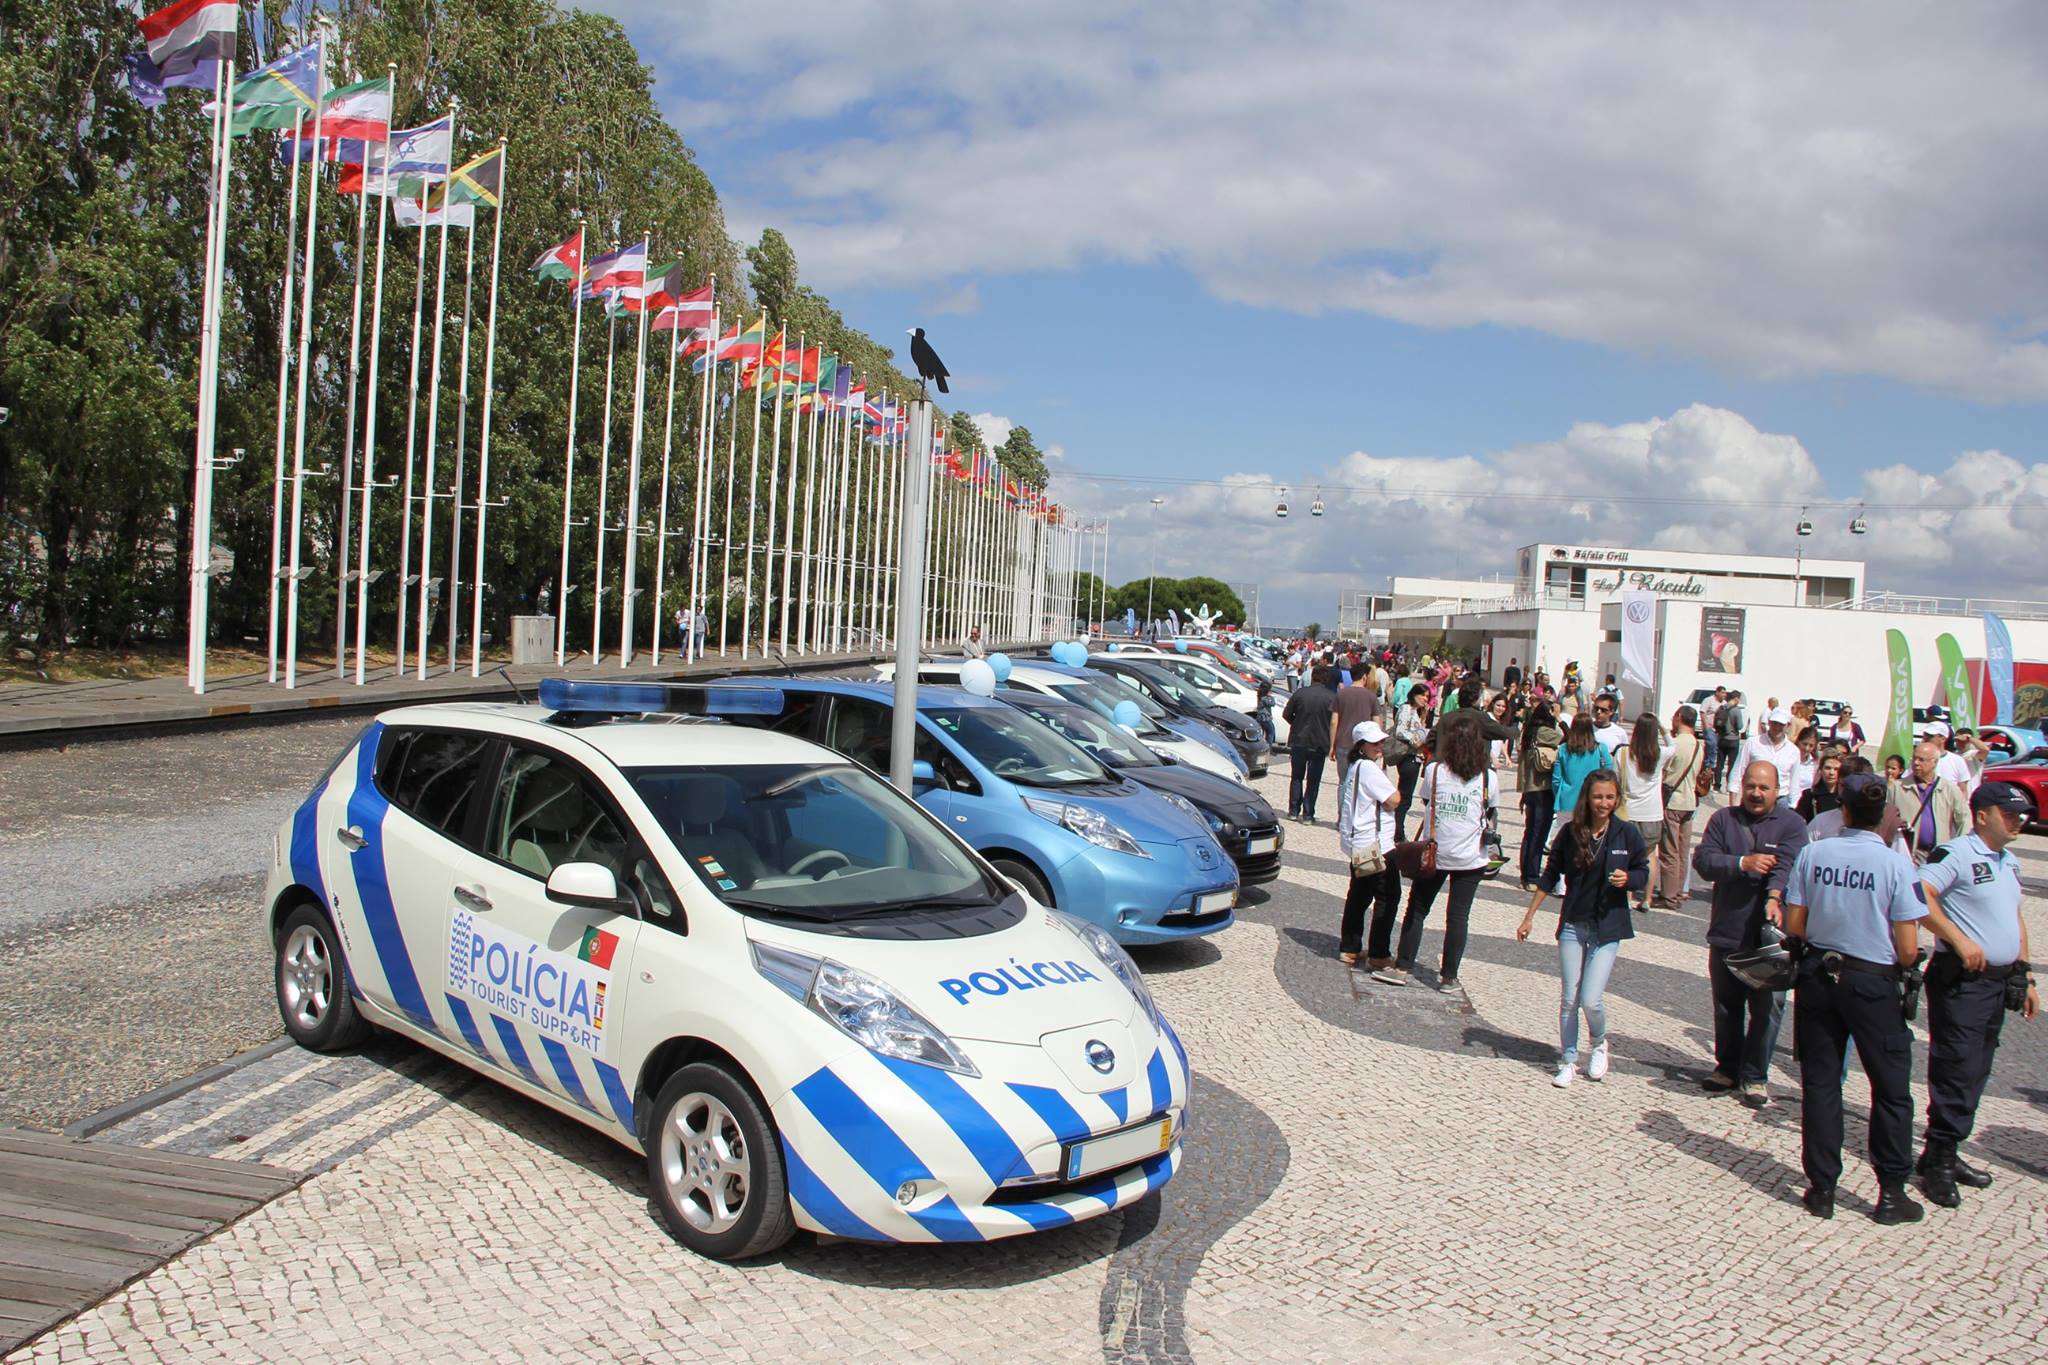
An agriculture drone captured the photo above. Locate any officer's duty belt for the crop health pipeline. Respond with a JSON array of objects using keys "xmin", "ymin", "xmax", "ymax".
[
  {"xmin": 1816, "ymin": 951, "xmax": 1899, "ymax": 980},
  {"xmin": 1929, "ymin": 954, "xmax": 2020, "ymax": 981}
]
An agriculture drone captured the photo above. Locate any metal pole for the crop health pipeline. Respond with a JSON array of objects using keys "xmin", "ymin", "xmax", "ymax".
[
  {"xmin": 748, "ymin": 331, "xmax": 778, "ymax": 659},
  {"xmin": 266, "ymin": 106, "xmax": 305, "ymax": 684},
  {"xmin": 353, "ymin": 81, "xmax": 395, "ymax": 686},
  {"xmin": 649, "ymin": 295, "xmax": 680, "ymax": 666},
  {"xmin": 283, "ymin": 45, "xmax": 329, "ymax": 689},
  {"xmin": 619, "ymin": 234, "xmax": 651, "ymax": 666},
  {"xmin": 445, "ymin": 220, "xmax": 476, "ymax": 673},
  {"xmin": 467, "ymin": 139, "xmax": 507, "ymax": 677},
  {"xmin": 334, "ymin": 138, "xmax": 371, "ymax": 680},
  {"xmin": 414, "ymin": 98, "xmax": 459, "ymax": 679},
  {"xmin": 591, "ymin": 309, "xmax": 617, "ymax": 663},
  {"xmin": 393, "ymin": 118, "xmax": 436, "ymax": 680},
  {"xmin": 553, "ymin": 230, "xmax": 585, "ymax": 667},
  {"xmin": 188, "ymin": 56, "xmax": 234, "ymax": 694},
  {"xmin": 890, "ymin": 401, "xmax": 934, "ymax": 793}
]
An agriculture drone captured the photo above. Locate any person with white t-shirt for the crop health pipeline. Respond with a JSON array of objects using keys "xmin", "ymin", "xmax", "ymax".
[
  {"xmin": 1730, "ymin": 706, "xmax": 1800, "ymax": 801},
  {"xmin": 1590, "ymin": 694, "xmax": 1629, "ymax": 762},
  {"xmin": 1936, "ymin": 730, "xmax": 1991, "ymax": 798},
  {"xmin": 1376, "ymin": 712, "xmax": 1498, "ymax": 992},
  {"xmin": 1613, "ymin": 712, "xmax": 1672, "ymax": 914},
  {"xmin": 1337, "ymin": 722, "xmax": 1402, "ymax": 968}
]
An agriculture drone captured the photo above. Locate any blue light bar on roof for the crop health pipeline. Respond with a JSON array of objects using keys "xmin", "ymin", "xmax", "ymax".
[{"xmin": 537, "ymin": 679, "xmax": 786, "ymax": 717}]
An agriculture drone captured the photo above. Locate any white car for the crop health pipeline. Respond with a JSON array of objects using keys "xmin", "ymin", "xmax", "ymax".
[
  {"xmin": 877, "ymin": 660, "xmax": 1249, "ymax": 783},
  {"xmin": 1120, "ymin": 650, "xmax": 1290, "ymax": 744},
  {"xmin": 262, "ymin": 681, "xmax": 1189, "ymax": 1260}
]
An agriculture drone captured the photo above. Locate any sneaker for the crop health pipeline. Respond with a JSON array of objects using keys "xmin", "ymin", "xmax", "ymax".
[
  {"xmin": 1371, "ymin": 965, "xmax": 1410, "ymax": 987},
  {"xmin": 1436, "ymin": 975, "xmax": 1460, "ymax": 993},
  {"xmin": 1365, "ymin": 956, "xmax": 1394, "ymax": 971},
  {"xmin": 1740, "ymin": 1083, "xmax": 1772, "ymax": 1109},
  {"xmin": 1339, "ymin": 951, "xmax": 1359, "ymax": 966},
  {"xmin": 1700, "ymin": 1070, "xmax": 1737, "ymax": 1093},
  {"xmin": 1587, "ymin": 1042, "xmax": 1610, "ymax": 1081},
  {"xmin": 1552, "ymin": 1062, "xmax": 1576, "ymax": 1088}
]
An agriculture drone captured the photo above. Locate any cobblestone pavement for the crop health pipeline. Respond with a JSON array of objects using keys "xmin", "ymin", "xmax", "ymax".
[{"xmin": 8, "ymin": 758, "xmax": 2047, "ymax": 1362}]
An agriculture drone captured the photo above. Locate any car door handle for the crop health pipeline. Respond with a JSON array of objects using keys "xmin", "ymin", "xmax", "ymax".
[
  {"xmin": 453, "ymin": 884, "xmax": 493, "ymax": 913},
  {"xmin": 335, "ymin": 826, "xmax": 368, "ymax": 852}
]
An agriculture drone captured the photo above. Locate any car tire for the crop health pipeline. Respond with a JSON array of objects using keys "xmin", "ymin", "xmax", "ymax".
[
  {"xmin": 991, "ymin": 857, "xmax": 1054, "ymax": 906},
  {"xmin": 274, "ymin": 904, "xmax": 370, "ymax": 1052},
  {"xmin": 646, "ymin": 1062, "xmax": 794, "ymax": 1261}
]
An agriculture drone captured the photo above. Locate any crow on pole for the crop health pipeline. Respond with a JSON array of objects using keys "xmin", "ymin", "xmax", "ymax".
[{"xmin": 908, "ymin": 327, "xmax": 950, "ymax": 397}]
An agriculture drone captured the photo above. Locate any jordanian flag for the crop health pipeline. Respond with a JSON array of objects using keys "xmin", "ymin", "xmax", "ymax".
[
  {"xmin": 577, "ymin": 927, "xmax": 619, "ymax": 970},
  {"xmin": 530, "ymin": 228, "xmax": 583, "ymax": 285},
  {"xmin": 137, "ymin": 0, "xmax": 237, "ymax": 80}
]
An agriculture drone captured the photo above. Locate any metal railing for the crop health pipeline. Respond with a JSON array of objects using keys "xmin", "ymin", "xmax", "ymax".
[{"xmin": 1823, "ymin": 591, "xmax": 2048, "ymax": 622}]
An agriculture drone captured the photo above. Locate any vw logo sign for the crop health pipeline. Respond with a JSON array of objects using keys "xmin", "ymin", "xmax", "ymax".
[
  {"xmin": 1085, "ymin": 1039, "xmax": 1116, "ymax": 1074},
  {"xmin": 1625, "ymin": 598, "xmax": 1653, "ymax": 624}
]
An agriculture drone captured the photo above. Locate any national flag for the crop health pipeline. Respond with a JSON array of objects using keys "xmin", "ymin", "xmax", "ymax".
[
  {"xmin": 585, "ymin": 242, "xmax": 647, "ymax": 294},
  {"xmin": 576, "ymin": 926, "xmax": 619, "ymax": 970},
  {"xmin": 137, "ymin": 0, "xmax": 237, "ymax": 80},
  {"xmin": 635, "ymin": 258, "xmax": 685, "ymax": 311},
  {"xmin": 530, "ymin": 229, "xmax": 583, "ymax": 285},
  {"xmin": 390, "ymin": 193, "xmax": 474, "ymax": 229},
  {"xmin": 434, "ymin": 144, "xmax": 502, "ymax": 209},
  {"xmin": 815, "ymin": 355, "xmax": 838, "ymax": 397},
  {"xmin": 651, "ymin": 283, "xmax": 714, "ymax": 331},
  {"xmin": 725, "ymin": 316, "xmax": 767, "ymax": 364},
  {"xmin": 844, "ymin": 381, "xmax": 864, "ymax": 414},
  {"xmin": 382, "ymin": 116, "xmax": 454, "ymax": 184},
  {"xmin": 276, "ymin": 132, "xmax": 371, "ymax": 165},
  {"xmin": 225, "ymin": 43, "xmax": 320, "ymax": 137},
  {"xmin": 319, "ymin": 76, "xmax": 391, "ymax": 142},
  {"xmin": 124, "ymin": 49, "xmax": 218, "ymax": 109}
]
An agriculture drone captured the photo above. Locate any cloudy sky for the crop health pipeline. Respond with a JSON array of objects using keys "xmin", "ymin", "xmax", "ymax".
[{"xmin": 594, "ymin": 1, "xmax": 2048, "ymax": 627}]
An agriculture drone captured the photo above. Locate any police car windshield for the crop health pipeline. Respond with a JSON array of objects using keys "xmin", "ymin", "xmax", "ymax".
[
  {"xmin": 625, "ymin": 763, "xmax": 998, "ymax": 919},
  {"xmin": 924, "ymin": 706, "xmax": 1111, "ymax": 788},
  {"xmin": 1006, "ymin": 697, "xmax": 1162, "ymax": 768},
  {"xmin": 1045, "ymin": 677, "xmax": 1172, "ymax": 735}
]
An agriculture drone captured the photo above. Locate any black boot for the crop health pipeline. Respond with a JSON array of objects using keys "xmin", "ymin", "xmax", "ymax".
[
  {"xmin": 1873, "ymin": 1184, "xmax": 1926, "ymax": 1225},
  {"xmin": 1801, "ymin": 1186, "xmax": 1834, "ymax": 1220},
  {"xmin": 1951, "ymin": 1155, "xmax": 1994, "ymax": 1189},
  {"xmin": 1917, "ymin": 1158, "xmax": 1961, "ymax": 1209}
]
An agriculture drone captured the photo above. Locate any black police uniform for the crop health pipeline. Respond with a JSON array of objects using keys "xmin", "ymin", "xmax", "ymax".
[
  {"xmin": 1784, "ymin": 825, "xmax": 1927, "ymax": 1219},
  {"xmin": 1918, "ymin": 824, "xmax": 2028, "ymax": 1202}
]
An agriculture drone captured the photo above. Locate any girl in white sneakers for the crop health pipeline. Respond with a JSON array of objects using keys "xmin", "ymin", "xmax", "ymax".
[{"xmin": 1517, "ymin": 770, "xmax": 1650, "ymax": 1087}]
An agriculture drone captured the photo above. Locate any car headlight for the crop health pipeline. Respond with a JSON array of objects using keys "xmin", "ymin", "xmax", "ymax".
[
  {"xmin": 1053, "ymin": 911, "xmax": 1163, "ymax": 1033},
  {"xmin": 1158, "ymin": 791, "xmax": 1206, "ymax": 828},
  {"xmin": 1021, "ymin": 795, "xmax": 1150, "ymax": 858},
  {"xmin": 751, "ymin": 942, "xmax": 979, "ymax": 1076}
]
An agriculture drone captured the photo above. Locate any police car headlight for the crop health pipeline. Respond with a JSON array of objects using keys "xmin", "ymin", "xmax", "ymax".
[
  {"xmin": 752, "ymin": 942, "xmax": 979, "ymax": 1077},
  {"xmin": 1021, "ymin": 795, "xmax": 1149, "ymax": 858},
  {"xmin": 1053, "ymin": 912, "xmax": 1163, "ymax": 1034}
]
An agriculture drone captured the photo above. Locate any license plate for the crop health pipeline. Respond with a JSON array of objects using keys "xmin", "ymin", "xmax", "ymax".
[
  {"xmin": 1246, "ymin": 835, "xmax": 1278, "ymax": 855},
  {"xmin": 1064, "ymin": 1115, "xmax": 1175, "ymax": 1181},
  {"xmin": 1196, "ymin": 890, "xmax": 1235, "ymax": 915}
]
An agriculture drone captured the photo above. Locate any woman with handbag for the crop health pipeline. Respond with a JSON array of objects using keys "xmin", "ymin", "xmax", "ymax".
[
  {"xmin": 1376, "ymin": 712, "xmax": 1497, "ymax": 992},
  {"xmin": 1654, "ymin": 705, "xmax": 1706, "ymax": 908},
  {"xmin": 1392, "ymin": 688, "xmax": 1430, "ymax": 840},
  {"xmin": 1517, "ymin": 770, "xmax": 1650, "ymax": 1088},
  {"xmin": 1517, "ymin": 700, "xmax": 1564, "ymax": 892},
  {"xmin": 1337, "ymin": 722, "xmax": 1403, "ymax": 968}
]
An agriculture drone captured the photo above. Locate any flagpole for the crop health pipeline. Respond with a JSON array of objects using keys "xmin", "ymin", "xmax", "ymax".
[
  {"xmin": 393, "ymin": 118, "xmax": 438, "ymax": 680},
  {"xmin": 445, "ymin": 204, "xmax": 477, "ymax": 673},
  {"xmin": 353, "ymin": 67, "xmax": 396, "ymax": 686},
  {"xmin": 333, "ymin": 122, "xmax": 371, "ymax": 681},
  {"xmin": 619, "ymin": 233, "xmax": 651, "ymax": 667},
  {"xmin": 467, "ymin": 139, "xmax": 507, "ymax": 677},
  {"xmin": 187, "ymin": 54, "xmax": 235, "ymax": 694},
  {"xmin": 687, "ymin": 305, "xmax": 719, "ymax": 664},
  {"xmin": 649, "ymin": 288, "xmax": 681, "ymax": 667},
  {"xmin": 283, "ymin": 39, "xmax": 328, "ymax": 690},
  {"xmin": 830, "ymin": 395, "xmax": 855, "ymax": 652},
  {"xmin": 554, "ymin": 226, "xmax": 585, "ymax": 667},
  {"xmin": 591, "ymin": 307, "xmax": 617, "ymax": 664},
  {"xmin": 769, "ymin": 334, "xmax": 795, "ymax": 654},
  {"xmin": 718, "ymin": 329, "xmax": 742, "ymax": 658},
  {"xmin": 797, "ymin": 371, "xmax": 821, "ymax": 653},
  {"xmin": 754, "ymin": 333, "xmax": 783, "ymax": 658},
  {"xmin": 265, "ymin": 105, "xmax": 305, "ymax": 685},
  {"xmin": 414, "ymin": 96, "xmax": 458, "ymax": 680}
]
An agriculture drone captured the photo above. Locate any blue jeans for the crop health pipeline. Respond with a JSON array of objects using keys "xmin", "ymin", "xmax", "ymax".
[{"xmin": 1558, "ymin": 923, "xmax": 1622, "ymax": 1066}]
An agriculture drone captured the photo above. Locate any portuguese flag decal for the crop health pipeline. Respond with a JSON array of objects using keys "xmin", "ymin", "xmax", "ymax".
[{"xmin": 577, "ymin": 926, "xmax": 619, "ymax": 970}]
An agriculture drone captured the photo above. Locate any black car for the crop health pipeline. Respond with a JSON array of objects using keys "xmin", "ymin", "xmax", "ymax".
[
  {"xmin": 1003, "ymin": 692, "xmax": 1282, "ymax": 884},
  {"xmin": 1082, "ymin": 656, "xmax": 1272, "ymax": 777}
]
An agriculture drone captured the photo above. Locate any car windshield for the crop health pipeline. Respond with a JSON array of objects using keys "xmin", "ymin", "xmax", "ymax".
[
  {"xmin": 626, "ymin": 763, "xmax": 999, "ymax": 919},
  {"xmin": 1006, "ymin": 697, "xmax": 1162, "ymax": 768},
  {"xmin": 1045, "ymin": 676, "xmax": 1173, "ymax": 734},
  {"xmin": 925, "ymin": 705, "xmax": 1110, "ymax": 788},
  {"xmin": 1127, "ymin": 663, "xmax": 1200, "ymax": 707}
]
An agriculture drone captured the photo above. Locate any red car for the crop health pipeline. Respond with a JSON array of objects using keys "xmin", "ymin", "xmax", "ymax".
[{"xmin": 1982, "ymin": 754, "xmax": 2048, "ymax": 829}]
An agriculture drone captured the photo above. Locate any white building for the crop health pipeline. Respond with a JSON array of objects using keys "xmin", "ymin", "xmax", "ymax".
[{"xmin": 1373, "ymin": 542, "xmax": 2048, "ymax": 727}]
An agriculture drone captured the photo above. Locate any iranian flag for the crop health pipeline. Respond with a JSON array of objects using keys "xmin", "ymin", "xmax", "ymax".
[
  {"xmin": 530, "ymin": 228, "xmax": 583, "ymax": 284},
  {"xmin": 319, "ymin": 76, "xmax": 391, "ymax": 141},
  {"xmin": 577, "ymin": 926, "xmax": 619, "ymax": 970},
  {"xmin": 137, "ymin": 0, "xmax": 237, "ymax": 79}
]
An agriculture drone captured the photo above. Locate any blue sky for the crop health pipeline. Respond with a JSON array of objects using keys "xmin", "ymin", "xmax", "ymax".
[{"xmin": 596, "ymin": 1, "xmax": 2048, "ymax": 626}]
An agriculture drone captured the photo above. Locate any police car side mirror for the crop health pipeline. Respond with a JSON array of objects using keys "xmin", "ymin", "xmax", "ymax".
[
  {"xmin": 910, "ymin": 759, "xmax": 939, "ymax": 792},
  {"xmin": 546, "ymin": 862, "xmax": 633, "ymax": 913}
]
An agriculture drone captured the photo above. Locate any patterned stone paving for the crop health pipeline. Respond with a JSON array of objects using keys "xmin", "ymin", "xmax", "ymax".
[{"xmin": 9, "ymin": 767, "xmax": 2047, "ymax": 1363}]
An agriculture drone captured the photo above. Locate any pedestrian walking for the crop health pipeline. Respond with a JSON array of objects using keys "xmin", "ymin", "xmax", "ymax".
[
  {"xmin": 1337, "ymin": 722, "xmax": 1403, "ymax": 969},
  {"xmin": 1692, "ymin": 761, "xmax": 1809, "ymax": 1107},
  {"xmin": 1614, "ymin": 712, "xmax": 1671, "ymax": 914},
  {"xmin": 1331, "ymin": 669, "xmax": 1384, "ymax": 795},
  {"xmin": 1729, "ymin": 706, "xmax": 1799, "ymax": 800},
  {"xmin": 1796, "ymin": 750, "xmax": 1845, "ymax": 821},
  {"xmin": 1913, "ymin": 782, "xmax": 2041, "ymax": 1207},
  {"xmin": 1518, "ymin": 700, "xmax": 1564, "ymax": 891},
  {"xmin": 1782, "ymin": 771, "xmax": 1930, "ymax": 1224},
  {"xmin": 1283, "ymin": 665, "xmax": 1338, "ymax": 823},
  {"xmin": 1518, "ymin": 769, "xmax": 1649, "ymax": 1088},
  {"xmin": 1590, "ymin": 695, "xmax": 1629, "ymax": 760},
  {"xmin": 1654, "ymin": 705, "xmax": 1705, "ymax": 908},
  {"xmin": 1890, "ymin": 740, "xmax": 1969, "ymax": 862},
  {"xmin": 1787, "ymin": 729, "xmax": 1821, "ymax": 810},
  {"xmin": 1376, "ymin": 712, "xmax": 1497, "ymax": 992},
  {"xmin": 1550, "ymin": 713, "xmax": 1612, "ymax": 822},
  {"xmin": 1713, "ymin": 690, "xmax": 1747, "ymax": 786},
  {"xmin": 1699, "ymin": 687, "xmax": 1727, "ymax": 783}
]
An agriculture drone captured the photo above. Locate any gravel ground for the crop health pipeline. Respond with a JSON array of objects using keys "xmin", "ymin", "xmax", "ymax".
[{"xmin": 0, "ymin": 717, "xmax": 364, "ymax": 1128}]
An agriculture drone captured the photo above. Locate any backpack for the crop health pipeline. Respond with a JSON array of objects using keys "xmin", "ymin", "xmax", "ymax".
[
  {"xmin": 1718, "ymin": 705, "xmax": 1744, "ymax": 740},
  {"xmin": 1532, "ymin": 743, "xmax": 1557, "ymax": 775}
]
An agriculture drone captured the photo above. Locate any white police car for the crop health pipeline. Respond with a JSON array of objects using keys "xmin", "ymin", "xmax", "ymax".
[{"xmin": 262, "ymin": 682, "xmax": 1189, "ymax": 1260}]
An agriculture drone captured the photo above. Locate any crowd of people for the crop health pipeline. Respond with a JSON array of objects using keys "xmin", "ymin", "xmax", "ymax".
[{"xmin": 1264, "ymin": 636, "xmax": 2037, "ymax": 1225}]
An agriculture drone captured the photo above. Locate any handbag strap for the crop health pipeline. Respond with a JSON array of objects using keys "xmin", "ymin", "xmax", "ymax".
[{"xmin": 1424, "ymin": 763, "xmax": 1440, "ymax": 842}]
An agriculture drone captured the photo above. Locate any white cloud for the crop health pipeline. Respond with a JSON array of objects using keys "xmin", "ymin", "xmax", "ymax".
[
  {"xmin": 598, "ymin": 1, "xmax": 2048, "ymax": 401},
  {"xmin": 920, "ymin": 281, "xmax": 980, "ymax": 317},
  {"xmin": 967, "ymin": 412, "xmax": 1013, "ymax": 451},
  {"xmin": 1045, "ymin": 404, "xmax": 2048, "ymax": 626}
]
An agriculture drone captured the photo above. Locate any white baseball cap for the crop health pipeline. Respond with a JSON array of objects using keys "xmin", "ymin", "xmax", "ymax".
[
  {"xmin": 1767, "ymin": 706, "xmax": 1792, "ymax": 724},
  {"xmin": 1352, "ymin": 721, "xmax": 1389, "ymax": 744}
]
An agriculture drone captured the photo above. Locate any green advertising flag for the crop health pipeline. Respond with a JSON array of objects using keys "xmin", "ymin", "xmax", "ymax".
[
  {"xmin": 1935, "ymin": 633, "xmax": 1977, "ymax": 734},
  {"xmin": 1881, "ymin": 629, "xmax": 1915, "ymax": 766}
]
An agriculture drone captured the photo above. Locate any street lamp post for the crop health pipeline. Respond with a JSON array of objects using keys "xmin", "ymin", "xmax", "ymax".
[{"xmin": 1144, "ymin": 497, "xmax": 1164, "ymax": 635}]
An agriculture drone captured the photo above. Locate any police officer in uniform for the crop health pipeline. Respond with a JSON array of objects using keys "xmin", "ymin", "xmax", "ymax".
[
  {"xmin": 1913, "ymin": 781, "xmax": 2040, "ymax": 1206},
  {"xmin": 1782, "ymin": 771, "xmax": 1928, "ymax": 1223}
]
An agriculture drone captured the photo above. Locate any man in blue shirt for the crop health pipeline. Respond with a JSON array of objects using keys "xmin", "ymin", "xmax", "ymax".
[
  {"xmin": 1783, "ymin": 771, "xmax": 1928, "ymax": 1224},
  {"xmin": 1913, "ymin": 782, "xmax": 2040, "ymax": 1207}
]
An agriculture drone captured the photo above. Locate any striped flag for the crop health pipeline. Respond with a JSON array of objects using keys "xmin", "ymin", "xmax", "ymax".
[
  {"xmin": 137, "ymin": 0, "xmax": 237, "ymax": 80},
  {"xmin": 384, "ymin": 116, "xmax": 454, "ymax": 181},
  {"xmin": 652, "ymin": 284, "xmax": 715, "ymax": 332},
  {"xmin": 225, "ymin": 43, "xmax": 321, "ymax": 137},
  {"xmin": 319, "ymin": 76, "xmax": 391, "ymax": 141},
  {"xmin": 585, "ymin": 243, "xmax": 647, "ymax": 294}
]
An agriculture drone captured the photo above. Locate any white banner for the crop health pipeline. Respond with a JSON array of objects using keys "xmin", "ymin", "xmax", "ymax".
[{"xmin": 1620, "ymin": 590, "xmax": 1656, "ymax": 692}]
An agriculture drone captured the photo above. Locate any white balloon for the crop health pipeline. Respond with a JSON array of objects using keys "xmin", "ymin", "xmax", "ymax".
[{"xmin": 960, "ymin": 658, "xmax": 998, "ymax": 696}]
